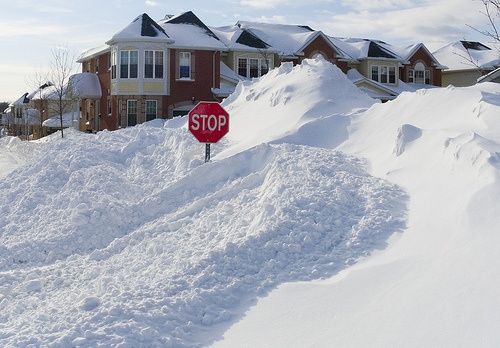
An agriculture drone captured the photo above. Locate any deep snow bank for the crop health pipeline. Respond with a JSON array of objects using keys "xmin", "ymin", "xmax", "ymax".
[
  {"xmin": 219, "ymin": 57, "xmax": 377, "ymax": 157},
  {"xmin": 214, "ymin": 82, "xmax": 500, "ymax": 347},
  {"xmin": 0, "ymin": 59, "xmax": 406, "ymax": 347},
  {"xmin": 0, "ymin": 136, "xmax": 39, "ymax": 179}
]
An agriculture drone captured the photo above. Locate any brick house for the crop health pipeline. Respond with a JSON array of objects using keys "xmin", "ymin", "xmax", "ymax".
[
  {"xmin": 433, "ymin": 41, "xmax": 500, "ymax": 87},
  {"xmin": 77, "ymin": 12, "xmax": 227, "ymax": 132}
]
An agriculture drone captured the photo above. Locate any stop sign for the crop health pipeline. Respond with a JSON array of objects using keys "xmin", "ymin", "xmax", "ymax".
[{"xmin": 188, "ymin": 101, "xmax": 229, "ymax": 143}]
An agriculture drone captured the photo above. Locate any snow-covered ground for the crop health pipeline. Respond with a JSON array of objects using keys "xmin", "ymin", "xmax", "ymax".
[{"xmin": 1, "ymin": 57, "xmax": 500, "ymax": 347}]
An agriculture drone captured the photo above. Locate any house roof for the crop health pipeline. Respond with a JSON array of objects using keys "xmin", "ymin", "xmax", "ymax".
[
  {"xmin": 210, "ymin": 25, "xmax": 276, "ymax": 53},
  {"xmin": 390, "ymin": 43, "xmax": 446, "ymax": 69},
  {"xmin": 346, "ymin": 68, "xmax": 438, "ymax": 101},
  {"xmin": 26, "ymin": 82, "xmax": 54, "ymax": 100},
  {"xmin": 77, "ymin": 44, "xmax": 110, "ymax": 63},
  {"xmin": 433, "ymin": 40, "xmax": 500, "ymax": 71},
  {"xmin": 477, "ymin": 66, "xmax": 500, "ymax": 83},
  {"xmin": 10, "ymin": 93, "xmax": 29, "ymax": 107},
  {"xmin": 157, "ymin": 11, "xmax": 227, "ymax": 50},
  {"xmin": 68, "ymin": 73, "xmax": 102, "ymax": 99},
  {"xmin": 107, "ymin": 13, "xmax": 173, "ymax": 44},
  {"xmin": 42, "ymin": 111, "xmax": 78, "ymax": 128},
  {"xmin": 235, "ymin": 21, "xmax": 344, "ymax": 59},
  {"xmin": 220, "ymin": 62, "xmax": 245, "ymax": 85},
  {"xmin": 334, "ymin": 38, "xmax": 403, "ymax": 62}
]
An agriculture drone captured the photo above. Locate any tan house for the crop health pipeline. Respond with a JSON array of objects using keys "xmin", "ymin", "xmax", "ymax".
[
  {"xmin": 433, "ymin": 41, "xmax": 500, "ymax": 87},
  {"xmin": 331, "ymin": 38, "xmax": 444, "ymax": 101}
]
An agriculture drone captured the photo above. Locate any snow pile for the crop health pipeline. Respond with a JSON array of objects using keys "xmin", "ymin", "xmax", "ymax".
[
  {"xmin": 0, "ymin": 136, "xmax": 39, "ymax": 180},
  {"xmin": 2, "ymin": 56, "xmax": 500, "ymax": 347},
  {"xmin": 214, "ymin": 82, "xmax": 500, "ymax": 346},
  {"xmin": 220, "ymin": 58, "xmax": 376, "ymax": 156},
  {"xmin": 0, "ymin": 59, "xmax": 405, "ymax": 347}
]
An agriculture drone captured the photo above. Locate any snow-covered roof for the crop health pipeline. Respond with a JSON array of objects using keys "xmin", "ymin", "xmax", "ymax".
[
  {"xmin": 220, "ymin": 61, "xmax": 244, "ymax": 85},
  {"xmin": 235, "ymin": 21, "xmax": 344, "ymax": 58},
  {"xmin": 28, "ymin": 85, "xmax": 65, "ymax": 101},
  {"xmin": 10, "ymin": 93, "xmax": 29, "ymax": 106},
  {"xmin": 210, "ymin": 25, "xmax": 276, "ymax": 53},
  {"xmin": 77, "ymin": 44, "xmax": 110, "ymax": 63},
  {"xmin": 68, "ymin": 73, "xmax": 102, "ymax": 99},
  {"xmin": 433, "ymin": 41, "xmax": 500, "ymax": 71},
  {"xmin": 346, "ymin": 68, "xmax": 438, "ymax": 101},
  {"xmin": 334, "ymin": 38, "xmax": 402, "ymax": 61},
  {"xmin": 107, "ymin": 13, "xmax": 173, "ymax": 44},
  {"xmin": 477, "ymin": 66, "xmax": 500, "ymax": 83},
  {"xmin": 42, "ymin": 111, "xmax": 79, "ymax": 128},
  {"xmin": 157, "ymin": 11, "xmax": 227, "ymax": 50},
  {"xmin": 27, "ymin": 82, "xmax": 53, "ymax": 100}
]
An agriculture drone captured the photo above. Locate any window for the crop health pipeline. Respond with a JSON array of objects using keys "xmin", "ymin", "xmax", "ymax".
[
  {"xmin": 371, "ymin": 66, "xmax": 379, "ymax": 81},
  {"xmin": 237, "ymin": 57, "xmax": 269, "ymax": 78},
  {"xmin": 409, "ymin": 62, "xmax": 430, "ymax": 84},
  {"xmin": 127, "ymin": 100, "xmax": 137, "ymax": 127},
  {"xmin": 146, "ymin": 100, "xmax": 157, "ymax": 121},
  {"xmin": 111, "ymin": 51, "xmax": 117, "ymax": 79},
  {"xmin": 371, "ymin": 64, "xmax": 397, "ymax": 84},
  {"xmin": 238, "ymin": 58, "xmax": 247, "ymax": 77},
  {"xmin": 107, "ymin": 99, "xmax": 112, "ymax": 115},
  {"xmin": 179, "ymin": 52, "xmax": 191, "ymax": 78},
  {"xmin": 145, "ymin": 50, "xmax": 164, "ymax": 79},
  {"xmin": 120, "ymin": 50, "xmax": 138, "ymax": 79},
  {"xmin": 249, "ymin": 58, "xmax": 259, "ymax": 78}
]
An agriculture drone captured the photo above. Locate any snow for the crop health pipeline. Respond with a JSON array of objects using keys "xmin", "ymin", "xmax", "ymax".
[
  {"xmin": 1, "ymin": 56, "xmax": 500, "ymax": 347},
  {"xmin": 42, "ymin": 111, "xmax": 79, "ymax": 128},
  {"xmin": 433, "ymin": 40, "xmax": 500, "ymax": 71},
  {"xmin": 235, "ymin": 21, "xmax": 325, "ymax": 57}
]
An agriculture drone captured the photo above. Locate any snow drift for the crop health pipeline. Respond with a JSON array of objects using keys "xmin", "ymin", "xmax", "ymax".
[{"xmin": 2, "ymin": 57, "xmax": 500, "ymax": 347}]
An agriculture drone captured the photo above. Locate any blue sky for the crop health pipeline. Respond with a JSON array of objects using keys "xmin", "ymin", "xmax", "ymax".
[{"xmin": 0, "ymin": 0, "xmax": 493, "ymax": 102}]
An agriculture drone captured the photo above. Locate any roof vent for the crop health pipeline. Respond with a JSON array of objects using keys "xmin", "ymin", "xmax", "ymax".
[{"xmin": 164, "ymin": 14, "xmax": 174, "ymax": 19}]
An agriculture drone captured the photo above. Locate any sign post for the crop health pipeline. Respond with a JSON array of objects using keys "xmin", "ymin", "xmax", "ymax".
[{"xmin": 188, "ymin": 101, "xmax": 229, "ymax": 162}]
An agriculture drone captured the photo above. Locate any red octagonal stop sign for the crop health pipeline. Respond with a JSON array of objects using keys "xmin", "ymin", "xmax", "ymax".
[{"xmin": 188, "ymin": 101, "xmax": 229, "ymax": 143}]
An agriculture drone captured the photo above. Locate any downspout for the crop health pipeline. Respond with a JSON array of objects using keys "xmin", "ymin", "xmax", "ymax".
[
  {"xmin": 213, "ymin": 50, "xmax": 217, "ymax": 90},
  {"xmin": 212, "ymin": 50, "xmax": 220, "ymax": 102}
]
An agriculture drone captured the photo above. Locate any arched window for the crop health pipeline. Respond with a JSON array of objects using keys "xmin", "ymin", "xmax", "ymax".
[{"xmin": 409, "ymin": 62, "xmax": 430, "ymax": 84}]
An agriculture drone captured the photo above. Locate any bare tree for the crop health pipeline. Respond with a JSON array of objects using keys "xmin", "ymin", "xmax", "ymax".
[
  {"xmin": 469, "ymin": 0, "xmax": 500, "ymax": 43},
  {"xmin": 46, "ymin": 46, "xmax": 80, "ymax": 138},
  {"xmin": 26, "ymin": 70, "xmax": 52, "ymax": 139}
]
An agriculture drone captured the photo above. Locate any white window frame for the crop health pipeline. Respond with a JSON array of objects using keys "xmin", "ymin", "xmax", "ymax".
[
  {"xmin": 237, "ymin": 56, "xmax": 269, "ymax": 78},
  {"xmin": 120, "ymin": 50, "xmax": 139, "ymax": 79},
  {"xmin": 127, "ymin": 100, "xmax": 138, "ymax": 127},
  {"xmin": 409, "ymin": 62, "xmax": 430, "ymax": 84},
  {"xmin": 179, "ymin": 52, "xmax": 191, "ymax": 79},
  {"xmin": 145, "ymin": 50, "xmax": 164, "ymax": 79},
  {"xmin": 111, "ymin": 50, "xmax": 117, "ymax": 79},
  {"xmin": 371, "ymin": 64, "xmax": 397, "ymax": 84},
  {"xmin": 145, "ymin": 100, "xmax": 157, "ymax": 122}
]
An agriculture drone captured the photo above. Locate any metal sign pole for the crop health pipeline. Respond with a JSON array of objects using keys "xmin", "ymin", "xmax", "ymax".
[{"xmin": 205, "ymin": 143, "xmax": 211, "ymax": 163}]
